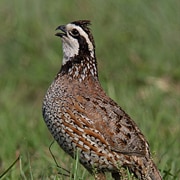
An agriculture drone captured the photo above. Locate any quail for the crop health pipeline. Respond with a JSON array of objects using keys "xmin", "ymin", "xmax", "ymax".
[{"xmin": 42, "ymin": 20, "xmax": 162, "ymax": 180}]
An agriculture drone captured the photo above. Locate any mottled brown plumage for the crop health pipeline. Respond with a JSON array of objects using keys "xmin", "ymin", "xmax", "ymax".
[{"xmin": 43, "ymin": 20, "xmax": 162, "ymax": 179}]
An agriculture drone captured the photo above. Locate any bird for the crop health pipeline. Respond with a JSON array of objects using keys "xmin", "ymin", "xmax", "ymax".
[{"xmin": 42, "ymin": 20, "xmax": 162, "ymax": 180}]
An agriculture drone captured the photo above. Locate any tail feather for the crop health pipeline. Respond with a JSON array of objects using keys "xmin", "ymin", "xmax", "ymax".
[
  {"xmin": 127, "ymin": 156, "xmax": 162, "ymax": 180},
  {"xmin": 146, "ymin": 159, "xmax": 162, "ymax": 180}
]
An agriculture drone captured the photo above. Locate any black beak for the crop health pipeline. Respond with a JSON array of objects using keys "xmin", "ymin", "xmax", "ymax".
[{"xmin": 55, "ymin": 25, "xmax": 66, "ymax": 37}]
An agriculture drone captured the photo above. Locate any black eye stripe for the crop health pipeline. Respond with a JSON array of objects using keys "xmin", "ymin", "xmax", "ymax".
[{"xmin": 70, "ymin": 29, "xmax": 79, "ymax": 37}]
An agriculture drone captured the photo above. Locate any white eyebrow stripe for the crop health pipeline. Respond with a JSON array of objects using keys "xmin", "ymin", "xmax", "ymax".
[{"xmin": 66, "ymin": 24, "xmax": 94, "ymax": 57}]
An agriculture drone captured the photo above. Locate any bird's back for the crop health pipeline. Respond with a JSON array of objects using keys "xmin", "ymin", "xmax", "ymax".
[{"xmin": 43, "ymin": 74, "xmax": 147, "ymax": 170}]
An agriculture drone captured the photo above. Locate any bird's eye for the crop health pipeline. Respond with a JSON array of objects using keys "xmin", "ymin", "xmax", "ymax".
[{"xmin": 70, "ymin": 29, "xmax": 79, "ymax": 37}]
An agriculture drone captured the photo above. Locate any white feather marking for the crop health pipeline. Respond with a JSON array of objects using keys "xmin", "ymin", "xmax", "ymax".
[
  {"xmin": 67, "ymin": 24, "xmax": 94, "ymax": 53},
  {"xmin": 62, "ymin": 36, "xmax": 79, "ymax": 65}
]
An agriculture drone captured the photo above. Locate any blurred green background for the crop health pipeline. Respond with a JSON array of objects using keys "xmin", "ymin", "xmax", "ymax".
[{"xmin": 0, "ymin": 0, "xmax": 180, "ymax": 179}]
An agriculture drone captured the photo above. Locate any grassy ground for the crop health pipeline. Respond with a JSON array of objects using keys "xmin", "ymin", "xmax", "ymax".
[{"xmin": 0, "ymin": 0, "xmax": 180, "ymax": 179}]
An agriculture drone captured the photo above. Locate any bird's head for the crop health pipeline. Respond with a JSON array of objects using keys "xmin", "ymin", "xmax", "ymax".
[{"xmin": 55, "ymin": 20, "xmax": 95, "ymax": 65}]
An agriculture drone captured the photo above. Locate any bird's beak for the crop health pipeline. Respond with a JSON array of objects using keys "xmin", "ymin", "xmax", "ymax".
[{"xmin": 55, "ymin": 25, "xmax": 67, "ymax": 37}]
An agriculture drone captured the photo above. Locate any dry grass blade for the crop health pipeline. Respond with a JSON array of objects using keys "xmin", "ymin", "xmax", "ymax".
[
  {"xmin": 49, "ymin": 140, "xmax": 72, "ymax": 178},
  {"xmin": 0, "ymin": 155, "xmax": 20, "ymax": 179}
]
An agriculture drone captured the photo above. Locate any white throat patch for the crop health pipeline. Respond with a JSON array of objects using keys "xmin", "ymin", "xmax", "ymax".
[{"xmin": 61, "ymin": 35, "xmax": 79, "ymax": 65}]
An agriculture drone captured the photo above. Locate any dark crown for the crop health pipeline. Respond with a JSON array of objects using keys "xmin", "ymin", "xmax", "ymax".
[{"xmin": 71, "ymin": 20, "xmax": 95, "ymax": 48}]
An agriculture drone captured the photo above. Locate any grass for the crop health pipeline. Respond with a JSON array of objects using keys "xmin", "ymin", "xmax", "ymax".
[{"xmin": 0, "ymin": 0, "xmax": 180, "ymax": 179}]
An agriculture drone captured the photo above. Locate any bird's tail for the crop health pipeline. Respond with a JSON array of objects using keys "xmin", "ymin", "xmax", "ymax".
[
  {"xmin": 145, "ymin": 158, "xmax": 162, "ymax": 180},
  {"xmin": 128, "ymin": 156, "xmax": 162, "ymax": 180}
]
